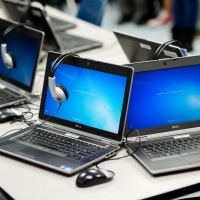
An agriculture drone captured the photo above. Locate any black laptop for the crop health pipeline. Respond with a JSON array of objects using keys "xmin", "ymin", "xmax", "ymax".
[
  {"xmin": 0, "ymin": 0, "xmax": 76, "ymax": 32},
  {"xmin": 0, "ymin": 0, "xmax": 102, "ymax": 53},
  {"xmin": 0, "ymin": 18, "xmax": 44, "ymax": 109},
  {"xmin": 125, "ymin": 55, "xmax": 200, "ymax": 175},
  {"xmin": 114, "ymin": 31, "xmax": 187, "ymax": 63},
  {"xmin": 0, "ymin": 51, "xmax": 133, "ymax": 175}
]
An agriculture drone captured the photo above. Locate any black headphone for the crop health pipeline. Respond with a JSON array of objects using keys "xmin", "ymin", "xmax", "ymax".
[
  {"xmin": 48, "ymin": 53, "xmax": 79, "ymax": 103},
  {"xmin": 1, "ymin": 23, "xmax": 24, "ymax": 69},
  {"xmin": 153, "ymin": 39, "xmax": 184, "ymax": 60}
]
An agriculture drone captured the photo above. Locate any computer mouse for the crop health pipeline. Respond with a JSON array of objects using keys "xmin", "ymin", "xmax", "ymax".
[
  {"xmin": 0, "ymin": 108, "xmax": 17, "ymax": 123},
  {"xmin": 76, "ymin": 168, "xmax": 114, "ymax": 188}
]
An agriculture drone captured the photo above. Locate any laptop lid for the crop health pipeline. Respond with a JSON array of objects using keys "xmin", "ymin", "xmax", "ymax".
[
  {"xmin": 125, "ymin": 55, "xmax": 200, "ymax": 138},
  {"xmin": 39, "ymin": 51, "xmax": 134, "ymax": 145},
  {"xmin": 114, "ymin": 31, "xmax": 186, "ymax": 63},
  {"xmin": 0, "ymin": 18, "xmax": 44, "ymax": 94}
]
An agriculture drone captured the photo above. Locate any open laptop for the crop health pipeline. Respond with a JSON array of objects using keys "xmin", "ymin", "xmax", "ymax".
[
  {"xmin": 0, "ymin": 0, "xmax": 76, "ymax": 32},
  {"xmin": 1, "ymin": 0, "xmax": 103, "ymax": 53},
  {"xmin": 124, "ymin": 55, "xmax": 200, "ymax": 175},
  {"xmin": 0, "ymin": 18, "xmax": 44, "ymax": 108},
  {"xmin": 0, "ymin": 51, "xmax": 133, "ymax": 175},
  {"xmin": 114, "ymin": 31, "xmax": 187, "ymax": 63}
]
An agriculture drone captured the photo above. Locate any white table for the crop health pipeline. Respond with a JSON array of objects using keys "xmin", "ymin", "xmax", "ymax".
[{"xmin": 0, "ymin": 5, "xmax": 200, "ymax": 200}]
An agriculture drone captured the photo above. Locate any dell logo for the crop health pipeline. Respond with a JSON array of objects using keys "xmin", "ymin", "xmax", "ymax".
[
  {"xmin": 75, "ymin": 124, "xmax": 81, "ymax": 128},
  {"xmin": 172, "ymin": 125, "xmax": 179, "ymax": 129}
]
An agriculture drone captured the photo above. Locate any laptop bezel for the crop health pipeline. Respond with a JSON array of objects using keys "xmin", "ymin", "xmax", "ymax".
[
  {"xmin": 0, "ymin": 18, "xmax": 44, "ymax": 94},
  {"xmin": 38, "ymin": 51, "xmax": 134, "ymax": 144},
  {"xmin": 125, "ymin": 55, "xmax": 200, "ymax": 137}
]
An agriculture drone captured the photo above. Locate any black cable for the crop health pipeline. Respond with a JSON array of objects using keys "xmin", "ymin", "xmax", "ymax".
[
  {"xmin": 95, "ymin": 128, "xmax": 141, "ymax": 168},
  {"xmin": 0, "ymin": 103, "xmax": 62, "ymax": 147},
  {"xmin": 0, "ymin": 129, "xmax": 22, "ymax": 141},
  {"xmin": 0, "ymin": 69, "xmax": 11, "ymax": 80}
]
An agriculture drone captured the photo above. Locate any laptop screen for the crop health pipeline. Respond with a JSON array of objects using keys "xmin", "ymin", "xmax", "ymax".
[
  {"xmin": 0, "ymin": 19, "xmax": 44, "ymax": 93},
  {"xmin": 39, "ymin": 52, "xmax": 133, "ymax": 142},
  {"xmin": 126, "ymin": 56, "xmax": 200, "ymax": 135}
]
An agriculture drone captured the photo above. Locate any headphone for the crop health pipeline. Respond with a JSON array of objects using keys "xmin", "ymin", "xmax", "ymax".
[
  {"xmin": 1, "ymin": 23, "xmax": 24, "ymax": 69},
  {"xmin": 153, "ymin": 39, "xmax": 184, "ymax": 60},
  {"xmin": 48, "ymin": 53, "xmax": 79, "ymax": 103}
]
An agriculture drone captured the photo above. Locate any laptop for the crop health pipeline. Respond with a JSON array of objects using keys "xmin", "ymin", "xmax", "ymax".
[
  {"xmin": 0, "ymin": 18, "xmax": 44, "ymax": 109},
  {"xmin": 0, "ymin": 0, "xmax": 76, "ymax": 32},
  {"xmin": 0, "ymin": 51, "xmax": 133, "ymax": 175},
  {"xmin": 114, "ymin": 31, "xmax": 187, "ymax": 63},
  {"xmin": 124, "ymin": 55, "xmax": 200, "ymax": 175},
  {"xmin": 1, "ymin": 0, "xmax": 103, "ymax": 53}
]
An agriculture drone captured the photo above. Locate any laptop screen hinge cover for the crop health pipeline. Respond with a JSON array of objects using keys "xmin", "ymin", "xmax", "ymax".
[
  {"xmin": 128, "ymin": 135, "xmax": 148, "ymax": 144},
  {"xmin": 101, "ymin": 138, "xmax": 112, "ymax": 145},
  {"xmin": 44, "ymin": 122, "xmax": 55, "ymax": 127}
]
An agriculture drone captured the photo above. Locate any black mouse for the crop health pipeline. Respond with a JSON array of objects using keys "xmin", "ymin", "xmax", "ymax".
[
  {"xmin": 0, "ymin": 108, "xmax": 17, "ymax": 123},
  {"xmin": 76, "ymin": 168, "xmax": 114, "ymax": 188}
]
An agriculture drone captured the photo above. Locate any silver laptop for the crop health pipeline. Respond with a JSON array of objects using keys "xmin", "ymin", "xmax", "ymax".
[
  {"xmin": 0, "ymin": 0, "xmax": 76, "ymax": 32},
  {"xmin": 125, "ymin": 55, "xmax": 200, "ymax": 175},
  {"xmin": 114, "ymin": 31, "xmax": 187, "ymax": 63},
  {"xmin": 0, "ymin": 51, "xmax": 133, "ymax": 175},
  {"xmin": 1, "ymin": 0, "xmax": 103, "ymax": 53},
  {"xmin": 0, "ymin": 18, "xmax": 44, "ymax": 108}
]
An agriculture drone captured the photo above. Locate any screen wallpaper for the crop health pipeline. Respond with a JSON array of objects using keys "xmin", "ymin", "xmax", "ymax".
[
  {"xmin": 44, "ymin": 63, "xmax": 127, "ymax": 134},
  {"xmin": 0, "ymin": 26, "xmax": 39, "ymax": 88},
  {"xmin": 127, "ymin": 64, "xmax": 200, "ymax": 130}
]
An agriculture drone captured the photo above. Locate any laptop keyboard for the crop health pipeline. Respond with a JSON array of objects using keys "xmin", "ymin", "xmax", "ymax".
[
  {"xmin": 140, "ymin": 135, "xmax": 200, "ymax": 159},
  {"xmin": 56, "ymin": 32, "xmax": 97, "ymax": 49},
  {"xmin": 0, "ymin": 88, "xmax": 25, "ymax": 105},
  {"xmin": 12, "ymin": 128, "xmax": 106, "ymax": 162}
]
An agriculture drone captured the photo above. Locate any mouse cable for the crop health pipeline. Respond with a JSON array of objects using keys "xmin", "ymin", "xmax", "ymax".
[
  {"xmin": 0, "ymin": 128, "xmax": 22, "ymax": 141},
  {"xmin": 10, "ymin": 111, "xmax": 38, "ymax": 127},
  {"xmin": 0, "ymin": 103, "xmax": 62, "ymax": 148},
  {"xmin": 95, "ymin": 128, "xmax": 141, "ymax": 168}
]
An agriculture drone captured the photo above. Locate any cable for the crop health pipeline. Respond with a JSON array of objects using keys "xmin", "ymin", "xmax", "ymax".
[
  {"xmin": 95, "ymin": 128, "xmax": 141, "ymax": 168},
  {"xmin": 0, "ymin": 103, "xmax": 62, "ymax": 147},
  {"xmin": 0, "ymin": 128, "xmax": 22, "ymax": 141},
  {"xmin": 0, "ymin": 69, "xmax": 11, "ymax": 80}
]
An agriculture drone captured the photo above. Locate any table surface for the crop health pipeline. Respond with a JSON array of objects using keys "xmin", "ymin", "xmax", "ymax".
[{"xmin": 0, "ymin": 5, "xmax": 200, "ymax": 200}]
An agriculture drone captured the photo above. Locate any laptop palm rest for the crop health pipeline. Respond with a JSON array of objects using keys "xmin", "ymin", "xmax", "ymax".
[
  {"xmin": 183, "ymin": 154, "xmax": 200, "ymax": 164},
  {"xmin": 16, "ymin": 147, "xmax": 44, "ymax": 159}
]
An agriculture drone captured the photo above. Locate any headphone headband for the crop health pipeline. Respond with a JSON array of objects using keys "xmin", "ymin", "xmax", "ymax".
[{"xmin": 153, "ymin": 39, "xmax": 184, "ymax": 60}]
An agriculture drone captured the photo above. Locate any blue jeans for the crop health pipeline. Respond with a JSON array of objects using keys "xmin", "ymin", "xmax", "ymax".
[{"xmin": 173, "ymin": 0, "xmax": 198, "ymax": 29}]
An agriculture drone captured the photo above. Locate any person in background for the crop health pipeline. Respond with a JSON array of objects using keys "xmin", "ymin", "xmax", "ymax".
[
  {"xmin": 171, "ymin": 0, "xmax": 198, "ymax": 52},
  {"xmin": 147, "ymin": 0, "xmax": 173, "ymax": 26},
  {"xmin": 117, "ymin": 0, "xmax": 159, "ymax": 25}
]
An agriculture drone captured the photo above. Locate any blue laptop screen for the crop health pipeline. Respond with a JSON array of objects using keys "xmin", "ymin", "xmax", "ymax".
[
  {"xmin": 44, "ymin": 63, "xmax": 127, "ymax": 134},
  {"xmin": 0, "ymin": 26, "xmax": 39, "ymax": 88},
  {"xmin": 127, "ymin": 64, "xmax": 200, "ymax": 130}
]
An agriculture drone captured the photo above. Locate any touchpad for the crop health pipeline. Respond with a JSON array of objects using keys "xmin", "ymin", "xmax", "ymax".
[
  {"xmin": 183, "ymin": 154, "xmax": 200, "ymax": 164},
  {"xmin": 16, "ymin": 147, "xmax": 44, "ymax": 159}
]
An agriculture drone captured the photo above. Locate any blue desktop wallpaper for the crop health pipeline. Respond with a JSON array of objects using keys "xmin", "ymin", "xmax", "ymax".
[
  {"xmin": 127, "ymin": 65, "xmax": 200, "ymax": 130},
  {"xmin": 0, "ymin": 26, "xmax": 39, "ymax": 88},
  {"xmin": 44, "ymin": 63, "xmax": 127, "ymax": 134}
]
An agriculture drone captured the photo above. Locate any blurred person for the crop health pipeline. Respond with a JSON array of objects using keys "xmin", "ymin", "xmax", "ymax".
[
  {"xmin": 117, "ymin": 0, "xmax": 158, "ymax": 25},
  {"xmin": 117, "ymin": 0, "xmax": 135, "ymax": 24},
  {"xmin": 148, "ymin": 0, "xmax": 173, "ymax": 26},
  {"xmin": 172, "ymin": 0, "xmax": 198, "ymax": 52}
]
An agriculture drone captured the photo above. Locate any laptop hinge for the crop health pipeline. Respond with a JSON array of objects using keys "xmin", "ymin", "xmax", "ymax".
[
  {"xmin": 43, "ymin": 122, "xmax": 55, "ymax": 128},
  {"xmin": 127, "ymin": 135, "xmax": 148, "ymax": 144},
  {"xmin": 101, "ymin": 138, "xmax": 112, "ymax": 145},
  {"xmin": 136, "ymin": 135, "xmax": 148, "ymax": 144}
]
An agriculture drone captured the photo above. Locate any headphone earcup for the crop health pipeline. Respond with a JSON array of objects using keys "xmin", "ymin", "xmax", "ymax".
[
  {"xmin": 56, "ymin": 84, "xmax": 69, "ymax": 101},
  {"xmin": 8, "ymin": 52, "xmax": 16, "ymax": 68}
]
